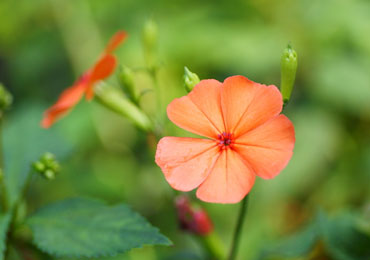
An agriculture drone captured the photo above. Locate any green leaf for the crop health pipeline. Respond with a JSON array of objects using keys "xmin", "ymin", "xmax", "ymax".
[
  {"xmin": 3, "ymin": 103, "xmax": 73, "ymax": 207},
  {"xmin": 257, "ymin": 220, "xmax": 319, "ymax": 260},
  {"xmin": 26, "ymin": 198, "xmax": 172, "ymax": 258},
  {"xmin": 319, "ymin": 212, "xmax": 370, "ymax": 260},
  {"xmin": 0, "ymin": 213, "xmax": 12, "ymax": 260},
  {"xmin": 258, "ymin": 211, "xmax": 370, "ymax": 260}
]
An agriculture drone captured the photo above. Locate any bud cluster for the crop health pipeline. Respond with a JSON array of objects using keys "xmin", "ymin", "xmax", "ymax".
[{"xmin": 32, "ymin": 153, "xmax": 60, "ymax": 180}]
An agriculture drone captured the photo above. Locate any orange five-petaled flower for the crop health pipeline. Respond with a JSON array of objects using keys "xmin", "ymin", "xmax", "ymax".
[
  {"xmin": 41, "ymin": 31, "xmax": 127, "ymax": 128},
  {"xmin": 155, "ymin": 76, "xmax": 295, "ymax": 203}
]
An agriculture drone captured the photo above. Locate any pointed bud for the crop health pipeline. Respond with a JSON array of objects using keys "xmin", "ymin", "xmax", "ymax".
[
  {"xmin": 184, "ymin": 67, "xmax": 200, "ymax": 92},
  {"xmin": 142, "ymin": 19, "xmax": 158, "ymax": 69},
  {"xmin": 32, "ymin": 152, "xmax": 60, "ymax": 180},
  {"xmin": 175, "ymin": 195, "xmax": 213, "ymax": 236},
  {"xmin": 0, "ymin": 83, "xmax": 13, "ymax": 117},
  {"xmin": 95, "ymin": 83, "xmax": 153, "ymax": 132},
  {"xmin": 280, "ymin": 44, "xmax": 298, "ymax": 104},
  {"xmin": 119, "ymin": 66, "xmax": 138, "ymax": 105}
]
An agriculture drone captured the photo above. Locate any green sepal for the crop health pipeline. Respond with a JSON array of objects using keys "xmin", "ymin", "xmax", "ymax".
[{"xmin": 95, "ymin": 84, "xmax": 153, "ymax": 132}]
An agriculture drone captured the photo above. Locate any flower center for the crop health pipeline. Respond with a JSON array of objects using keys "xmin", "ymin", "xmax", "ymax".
[{"xmin": 217, "ymin": 132, "xmax": 234, "ymax": 149}]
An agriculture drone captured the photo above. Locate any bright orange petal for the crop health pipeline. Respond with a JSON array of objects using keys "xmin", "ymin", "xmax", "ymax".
[
  {"xmin": 155, "ymin": 137, "xmax": 219, "ymax": 191},
  {"xmin": 41, "ymin": 83, "xmax": 86, "ymax": 128},
  {"xmin": 221, "ymin": 75, "xmax": 283, "ymax": 138},
  {"xmin": 196, "ymin": 149, "xmax": 255, "ymax": 203},
  {"xmin": 104, "ymin": 31, "xmax": 127, "ymax": 54},
  {"xmin": 233, "ymin": 115, "xmax": 295, "ymax": 179},
  {"xmin": 167, "ymin": 79, "xmax": 225, "ymax": 139},
  {"xmin": 85, "ymin": 54, "xmax": 117, "ymax": 100}
]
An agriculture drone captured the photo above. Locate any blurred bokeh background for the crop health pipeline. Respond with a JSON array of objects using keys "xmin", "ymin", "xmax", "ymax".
[{"xmin": 0, "ymin": 0, "xmax": 369, "ymax": 259}]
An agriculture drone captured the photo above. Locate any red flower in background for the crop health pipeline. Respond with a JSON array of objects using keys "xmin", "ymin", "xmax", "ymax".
[
  {"xmin": 41, "ymin": 31, "xmax": 127, "ymax": 128},
  {"xmin": 155, "ymin": 76, "xmax": 295, "ymax": 203}
]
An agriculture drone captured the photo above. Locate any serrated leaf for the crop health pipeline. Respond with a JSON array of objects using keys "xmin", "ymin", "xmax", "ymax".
[
  {"xmin": 3, "ymin": 103, "xmax": 73, "ymax": 207},
  {"xmin": 0, "ymin": 213, "xmax": 12, "ymax": 260},
  {"xmin": 26, "ymin": 198, "xmax": 172, "ymax": 258}
]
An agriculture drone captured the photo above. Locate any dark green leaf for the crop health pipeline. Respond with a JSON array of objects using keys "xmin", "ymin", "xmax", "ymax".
[
  {"xmin": 257, "ymin": 220, "xmax": 319, "ymax": 260},
  {"xmin": 164, "ymin": 251, "xmax": 203, "ymax": 260},
  {"xmin": 0, "ymin": 213, "xmax": 12, "ymax": 260},
  {"xmin": 3, "ymin": 103, "xmax": 73, "ymax": 207},
  {"xmin": 258, "ymin": 211, "xmax": 370, "ymax": 260},
  {"xmin": 26, "ymin": 198, "xmax": 172, "ymax": 258},
  {"xmin": 319, "ymin": 212, "xmax": 370, "ymax": 260}
]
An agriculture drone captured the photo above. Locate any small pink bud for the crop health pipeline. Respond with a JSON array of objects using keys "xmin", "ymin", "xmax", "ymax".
[
  {"xmin": 175, "ymin": 195, "xmax": 213, "ymax": 236},
  {"xmin": 191, "ymin": 210, "xmax": 213, "ymax": 235}
]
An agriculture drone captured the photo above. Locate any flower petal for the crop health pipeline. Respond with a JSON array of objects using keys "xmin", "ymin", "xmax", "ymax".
[
  {"xmin": 167, "ymin": 79, "xmax": 225, "ymax": 139},
  {"xmin": 85, "ymin": 54, "xmax": 117, "ymax": 100},
  {"xmin": 155, "ymin": 137, "xmax": 219, "ymax": 191},
  {"xmin": 196, "ymin": 149, "xmax": 255, "ymax": 203},
  {"xmin": 41, "ymin": 83, "xmax": 86, "ymax": 128},
  {"xmin": 104, "ymin": 31, "xmax": 127, "ymax": 54},
  {"xmin": 233, "ymin": 115, "xmax": 295, "ymax": 179},
  {"xmin": 221, "ymin": 75, "xmax": 283, "ymax": 138}
]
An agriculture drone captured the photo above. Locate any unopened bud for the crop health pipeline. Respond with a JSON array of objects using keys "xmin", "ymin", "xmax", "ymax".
[
  {"xmin": 0, "ymin": 83, "xmax": 13, "ymax": 116},
  {"xmin": 184, "ymin": 67, "xmax": 200, "ymax": 92},
  {"xmin": 142, "ymin": 19, "xmax": 158, "ymax": 69},
  {"xmin": 280, "ymin": 44, "xmax": 298, "ymax": 104},
  {"xmin": 95, "ymin": 83, "xmax": 153, "ymax": 132},
  {"xmin": 119, "ymin": 66, "xmax": 137, "ymax": 104},
  {"xmin": 32, "ymin": 152, "xmax": 60, "ymax": 180},
  {"xmin": 175, "ymin": 195, "xmax": 213, "ymax": 236}
]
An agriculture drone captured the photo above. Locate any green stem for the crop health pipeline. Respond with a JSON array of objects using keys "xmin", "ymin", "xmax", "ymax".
[
  {"xmin": 0, "ymin": 118, "xmax": 9, "ymax": 212},
  {"xmin": 149, "ymin": 68, "xmax": 163, "ymax": 121},
  {"xmin": 198, "ymin": 232, "xmax": 226, "ymax": 260},
  {"xmin": 228, "ymin": 195, "xmax": 249, "ymax": 260}
]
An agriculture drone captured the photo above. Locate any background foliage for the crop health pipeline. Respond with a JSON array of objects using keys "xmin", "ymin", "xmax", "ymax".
[{"xmin": 0, "ymin": 0, "xmax": 369, "ymax": 259}]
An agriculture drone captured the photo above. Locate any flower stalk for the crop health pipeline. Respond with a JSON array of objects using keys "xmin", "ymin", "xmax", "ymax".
[
  {"xmin": 228, "ymin": 195, "xmax": 249, "ymax": 260},
  {"xmin": 0, "ymin": 83, "xmax": 12, "ymax": 212},
  {"xmin": 198, "ymin": 232, "xmax": 226, "ymax": 260}
]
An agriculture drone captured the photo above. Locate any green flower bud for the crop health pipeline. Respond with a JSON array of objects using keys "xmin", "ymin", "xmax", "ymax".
[
  {"xmin": 32, "ymin": 152, "xmax": 60, "ymax": 180},
  {"xmin": 142, "ymin": 19, "xmax": 158, "ymax": 69},
  {"xmin": 280, "ymin": 44, "xmax": 298, "ymax": 105},
  {"xmin": 119, "ymin": 66, "xmax": 138, "ymax": 105},
  {"xmin": 0, "ymin": 83, "xmax": 13, "ymax": 116},
  {"xmin": 184, "ymin": 67, "xmax": 200, "ymax": 92},
  {"xmin": 95, "ymin": 83, "xmax": 153, "ymax": 132}
]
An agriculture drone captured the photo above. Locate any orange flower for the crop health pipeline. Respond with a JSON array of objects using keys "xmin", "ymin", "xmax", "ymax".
[
  {"xmin": 155, "ymin": 76, "xmax": 295, "ymax": 203},
  {"xmin": 41, "ymin": 31, "xmax": 127, "ymax": 128}
]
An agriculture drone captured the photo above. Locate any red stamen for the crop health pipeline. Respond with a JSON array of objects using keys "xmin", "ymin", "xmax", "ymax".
[{"xmin": 217, "ymin": 132, "xmax": 234, "ymax": 149}]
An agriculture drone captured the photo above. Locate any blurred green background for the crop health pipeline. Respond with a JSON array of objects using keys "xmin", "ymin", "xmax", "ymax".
[{"xmin": 1, "ymin": 0, "xmax": 370, "ymax": 259}]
